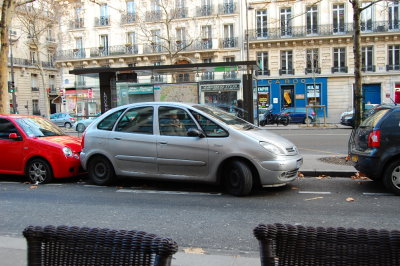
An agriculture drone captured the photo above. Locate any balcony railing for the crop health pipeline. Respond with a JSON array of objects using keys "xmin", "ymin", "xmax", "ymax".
[
  {"xmin": 151, "ymin": 75, "xmax": 164, "ymax": 83},
  {"xmin": 194, "ymin": 39, "xmax": 213, "ymax": 50},
  {"xmin": 279, "ymin": 69, "xmax": 295, "ymax": 75},
  {"xmin": 331, "ymin": 66, "xmax": 348, "ymax": 73},
  {"xmin": 256, "ymin": 69, "xmax": 270, "ymax": 76},
  {"xmin": 305, "ymin": 67, "xmax": 321, "ymax": 74},
  {"xmin": 46, "ymin": 37, "xmax": 56, "ymax": 43},
  {"xmin": 143, "ymin": 44, "xmax": 165, "ymax": 54},
  {"xmin": 362, "ymin": 65, "xmax": 376, "ymax": 72},
  {"xmin": 145, "ymin": 11, "xmax": 162, "ymax": 22},
  {"xmin": 56, "ymin": 49, "xmax": 86, "ymax": 60},
  {"xmin": 31, "ymin": 87, "xmax": 39, "ymax": 91},
  {"xmin": 249, "ymin": 21, "xmax": 398, "ymax": 41},
  {"xmin": 121, "ymin": 13, "xmax": 136, "ymax": 24},
  {"xmin": 221, "ymin": 37, "xmax": 238, "ymax": 48},
  {"xmin": 196, "ymin": 5, "xmax": 213, "ymax": 17},
  {"xmin": 8, "ymin": 57, "xmax": 55, "ymax": 68},
  {"xmin": 90, "ymin": 45, "xmax": 139, "ymax": 57},
  {"xmin": 218, "ymin": 2, "xmax": 236, "ymax": 15},
  {"xmin": 201, "ymin": 72, "xmax": 214, "ymax": 80},
  {"xmin": 94, "ymin": 16, "xmax": 110, "ymax": 27},
  {"xmin": 69, "ymin": 18, "xmax": 84, "ymax": 29},
  {"xmin": 386, "ymin": 64, "xmax": 400, "ymax": 71},
  {"xmin": 223, "ymin": 71, "xmax": 237, "ymax": 79},
  {"xmin": 173, "ymin": 7, "xmax": 188, "ymax": 19}
]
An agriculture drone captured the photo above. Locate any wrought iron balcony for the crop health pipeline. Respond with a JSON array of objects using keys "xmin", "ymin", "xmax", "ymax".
[
  {"xmin": 8, "ymin": 57, "xmax": 55, "ymax": 68},
  {"xmin": 248, "ymin": 21, "xmax": 398, "ymax": 41},
  {"xmin": 196, "ymin": 5, "xmax": 213, "ymax": 17},
  {"xmin": 56, "ymin": 49, "xmax": 86, "ymax": 60},
  {"xmin": 223, "ymin": 71, "xmax": 237, "ymax": 80},
  {"xmin": 201, "ymin": 72, "xmax": 214, "ymax": 80},
  {"xmin": 121, "ymin": 13, "xmax": 136, "ymax": 24},
  {"xmin": 305, "ymin": 67, "xmax": 321, "ymax": 74},
  {"xmin": 151, "ymin": 75, "xmax": 164, "ymax": 83},
  {"xmin": 143, "ymin": 44, "xmax": 165, "ymax": 54},
  {"xmin": 194, "ymin": 39, "xmax": 213, "ymax": 50},
  {"xmin": 256, "ymin": 69, "xmax": 270, "ymax": 76},
  {"xmin": 94, "ymin": 16, "xmax": 110, "ymax": 27},
  {"xmin": 218, "ymin": 2, "xmax": 236, "ymax": 15},
  {"xmin": 279, "ymin": 69, "xmax": 295, "ymax": 75},
  {"xmin": 145, "ymin": 11, "xmax": 162, "ymax": 22},
  {"xmin": 31, "ymin": 87, "xmax": 39, "ymax": 91},
  {"xmin": 221, "ymin": 37, "xmax": 238, "ymax": 48},
  {"xmin": 362, "ymin": 65, "xmax": 376, "ymax": 72},
  {"xmin": 90, "ymin": 45, "xmax": 139, "ymax": 57},
  {"xmin": 174, "ymin": 40, "xmax": 188, "ymax": 51},
  {"xmin": 331, "ymin": 66, "xmax": 348, "ymax": 73},
  {"xmin": 69, "ymin": 18, "xmax": 84, "ymax": 29},
  {"xmin": 173, "ymin": 7, "xmax": 188, "ymax": 19},
  {"xmin": 386, "ymin": 64, "xmax": 400, "ymax": 71},
  {"xmin": 46, "ymin": 37, "xmax": 56, "ymax": 43}
]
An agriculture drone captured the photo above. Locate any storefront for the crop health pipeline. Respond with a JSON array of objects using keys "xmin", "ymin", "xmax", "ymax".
[
  {"xmin": 258, "ymin": 77, "xmax": 328, "ymax": 116},
  {"xmin": 65, "ymin": 88, "xmax": 100, "ymax": 116},
  {"xmin": 199, "ymin": 81, "xmax": 240, "ymax": 106}
]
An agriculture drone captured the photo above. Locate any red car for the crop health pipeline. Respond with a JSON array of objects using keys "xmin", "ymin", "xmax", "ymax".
[{"xmin": 0, "ymin": 114, "xmax": 83, "ymax": 184}]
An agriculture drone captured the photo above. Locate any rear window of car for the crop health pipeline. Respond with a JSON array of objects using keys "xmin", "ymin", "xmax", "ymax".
[{"xmin": 360, "ymin": 109, "xmax": 389, "ymax": 128}]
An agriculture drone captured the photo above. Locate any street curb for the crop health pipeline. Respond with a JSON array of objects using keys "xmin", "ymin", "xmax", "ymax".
[{"xmin": 301, "ymin": 170, "xmax": 357, "ymax": 177}]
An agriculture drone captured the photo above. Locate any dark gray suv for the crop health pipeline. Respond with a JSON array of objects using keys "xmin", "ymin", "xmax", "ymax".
[{"xmin": 349, "ymin": 106, "xmax": 400, "ymax": 195}]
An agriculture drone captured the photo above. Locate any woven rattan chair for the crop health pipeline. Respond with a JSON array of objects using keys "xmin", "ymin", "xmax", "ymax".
[
  {"xmin": 23, "ymin": 225, "xmax": 178, "ymax": 266},
  {"xmin": 254, "ymin": 223, "xmax": 400, "ymax": 266}
]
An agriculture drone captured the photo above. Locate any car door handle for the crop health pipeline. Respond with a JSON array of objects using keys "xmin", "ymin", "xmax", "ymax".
[
  {"xmin": 159, "ymin": 141, "xmax": 167, "ymax": 145},
  {"xmin": 113, "ymin": 138, "xmax": 121, "ymax": 140}
]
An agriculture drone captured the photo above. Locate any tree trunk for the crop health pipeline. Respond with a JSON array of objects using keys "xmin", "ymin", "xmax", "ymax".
[
  {"xmin": 0, "ymin": 0, "xmax": 15, "ymax": 114},
  {"xmin": 352, "ymin": 0, "xmax": 363, "ymax": 128}
]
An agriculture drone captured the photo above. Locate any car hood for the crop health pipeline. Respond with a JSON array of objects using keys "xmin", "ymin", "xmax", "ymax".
[
  {"xmin": 238, "ymin": 128, "xmax": 298, "ymax": 154},
  {"xmin": 35, "ymin": 135, "xmax": 82, "ymax": 152}
]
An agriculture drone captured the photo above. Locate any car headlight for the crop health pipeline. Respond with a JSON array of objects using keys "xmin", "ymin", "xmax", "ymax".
[
  {"xmin": 260, "ymin": 141, "xmax": 286, "ymax": 155},
  {"xmin": 63, "ymin": 147, "xmax": 73, "ymax": 157}
]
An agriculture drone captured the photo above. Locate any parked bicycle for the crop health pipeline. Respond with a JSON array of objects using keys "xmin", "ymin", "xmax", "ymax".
[{"xmin": 259, "ymin": 105, "xmax": 290, "ymax": 126}]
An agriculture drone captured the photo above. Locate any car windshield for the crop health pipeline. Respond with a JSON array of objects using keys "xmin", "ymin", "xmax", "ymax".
[
  {"xmin": 359, "ymin": 109, "xmax": 389, "ymax": 128},
  {"xmin": 193, "ymin": 105, "xmax": 255, "ymax": 130},
  {"xmin": 15, "ymin": 117, "xmax": 65, "ymax": 137}
]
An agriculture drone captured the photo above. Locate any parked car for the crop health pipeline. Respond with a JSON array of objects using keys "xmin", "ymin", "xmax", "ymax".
[
  {"xmin": 340, "ymin": 104, "xmax": 395, "ymax": 127},
  {"xmin": 73, "ymin": 114, "xmax": 101, "ymax": 133},
  {"xmin": 80, "ymin": 102, "xmax": 303, "ymax": 196},
  {"xmin": 280, "ymin": 107, "xmax": 316, "ymax": 124},
  {"xmin": 50, "ymin": 113, "xmax": 76, "ymax": 128},
  {"xmin": 349, "ymin": 106, "xmax": 400, "ymax": 195},
  {"xmin": 0, "ymin": 114, "xmax": 83, "ymax": 184}
]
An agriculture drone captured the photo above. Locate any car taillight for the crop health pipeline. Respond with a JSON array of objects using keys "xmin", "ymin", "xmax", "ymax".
[
  {"xmin": 81, "ymin": 131, "xmax": 86, "ymax": 149},
  {"xmin": 70, "ymin": 117, "xmax": 75, "ymax": 121},
  {"xmin": 311, "ymin": 111, "xmax": 316, "ymax": 116},
  {"xmin": 283, "ymin": 113, "xmax": 288, "ymax": 116},
  {"xmin": 368, "ymin": 130, "xmax": 381, "ymax": 147}
]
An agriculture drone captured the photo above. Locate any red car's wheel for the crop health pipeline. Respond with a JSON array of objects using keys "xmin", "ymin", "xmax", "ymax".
[{"xmin": 26, "ymin": 158, "xmax": 53, "ymax": 184}]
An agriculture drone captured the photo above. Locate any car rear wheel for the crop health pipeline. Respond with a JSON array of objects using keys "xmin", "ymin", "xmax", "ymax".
[
  {"xmin": 76, "ymin": 123, "xmax": 86, "ymax": 133},
  {"xmin": 88, "ymin": 156, "xmax": 115, "ymax": 186},
  {"xmin": 26, "ymin": 158, "xmax": 53, "ymax": 184},
  {"xmin": 224, "ymin": 160, "xmax": 253, "ymax": 196},
  {"xmin": 64, "ymin": 122, "xmax": 72, "ymax": 128},
  {"xmin": 280, "ymin": 116, "xmax": 290, "ymax": 126},
  {"xmin": 303, "ymin": 117, "xmax": 312, "ymax": 124},
  {"xmin": 383, "ymin": 159, "xmax": 400, "ymax": 195}
]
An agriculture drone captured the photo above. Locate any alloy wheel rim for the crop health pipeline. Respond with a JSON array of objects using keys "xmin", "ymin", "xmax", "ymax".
[
  {"xmin": 29, "ymin": 162, "xmax": 47, "ymax": 183},
  {"xmin": 391, "ymin": 166, "xmax": 400, "ymax": 189},
  {"xmin": 94, "ymin": 163, "xmax": 106, "ymax": 180}
]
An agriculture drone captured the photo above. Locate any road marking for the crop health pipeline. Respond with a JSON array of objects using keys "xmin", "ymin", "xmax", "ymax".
[
  {"xmin": 116, "ymin": 189, "xmax": 222, "ymax": 196},
  {"xmin": 299, "ymin": 191, "xmax": 332, "ymax": 194},
  {"xmin": 363, "ymin": 192, "xmax": 394, "ymax": 196},
  {"xmin": 297, "ymin": 147, "xmax": 347, "ymax": 156}
]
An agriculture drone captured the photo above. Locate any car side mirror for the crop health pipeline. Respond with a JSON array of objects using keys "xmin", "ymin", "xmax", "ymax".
[
  {"xmin": 9, "ymin": 133, "xmax": 20, "ymax": 140},
  {"xmin": 187, "ymin": 128, "xmax": 205, "ymax": 138}
]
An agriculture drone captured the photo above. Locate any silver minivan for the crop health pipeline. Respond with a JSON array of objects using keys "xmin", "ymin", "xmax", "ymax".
[{"xmin": 80, "ymin": 102, "xmax": 303, "ymax": 196}]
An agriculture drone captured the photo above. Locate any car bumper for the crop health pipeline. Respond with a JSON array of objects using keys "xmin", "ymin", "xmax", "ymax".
[
  {"xmin": 350, "ymin": 153, "xmax": 381, "ymax": 179},
  {"xmin": 53, "ymin": 156, "xmax": 84, "ymax": 178},
  {"xmin": 256, "ymin": 155, "xmax": 303, "ymax": 186}
]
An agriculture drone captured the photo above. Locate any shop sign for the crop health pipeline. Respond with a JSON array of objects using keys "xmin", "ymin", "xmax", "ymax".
[
  {"xmin": 258, "ymin": 86, "xmax": 269, "ymax": 93},
  {"xmin": 200, "ymin": 84, "xmax": 240, "ymax": 91},
  {"xmin": 306, "ymin": 84, "xmax": 320, "ymax": 97},
  {"xmin": 128, "ymin": 86, "xmax": 154, "ymax": 94},
  {"xmin": 296, "ymin": 94, "xmax": 305, "ymax": 99}
]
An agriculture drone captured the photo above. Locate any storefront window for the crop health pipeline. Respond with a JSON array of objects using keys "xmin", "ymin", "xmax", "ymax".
[
  {"xmin": 258, "ymin": 86, "xmax": 269, "ymax": 108},
  {"xmin": 281, "ymin": 85, "xmax": 294, "ymax": 108},
  {"xmin": 307, "ymin": 84, "xmax": 321, "ymax": 105}
]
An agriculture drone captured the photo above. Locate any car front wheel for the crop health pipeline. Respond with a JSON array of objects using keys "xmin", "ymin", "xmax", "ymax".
[
  {"xmin": 224, "ymin": 160, "xmax": 253, "ymax": 196},
  {"xmin": 64, "ymin": 122, "xmax": 72, "ymax": 128},
  {"xmin": 76, "ymin": 123, "xmax": 86, "ymax": 133},
  {"xmin": 304, "ymin": 117, "xmax": 312, "ymax": 124},
  {"xmin": 88, "ymin": 156, "xmax": 115, "ymax": 186},
  {"xmin": 26, "ymin": 158, "xmax": 53, "ymax": 184},
  {"xmin": 383, "ymin": 159, "xmax": 400, "ymax": 195}
]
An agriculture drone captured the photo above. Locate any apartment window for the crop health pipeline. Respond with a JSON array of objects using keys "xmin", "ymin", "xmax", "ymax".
[
  {"xmin": 176, "ymin": 0, "xmax": 185, "ymax": 8},
  {"xmin": 127, "ymin": 32, "xmax": 136, "ymax": 44},
  {"xmin": 95, "ymin": 4, "xmax": 109, "ymax": 26},
  {"xmin": 280, "ymin": 8, "xmax": 292, "ymax": 37},
  {"xmin": 202, "ymin": 58, "xmax": 213, "ymax": 80},
  {"xmin": 306, "ymin": 6, "xmax": 318, "ymax": 34},
  {"xmin": 127, "ymin": 1, "xmax": 135, "ymax": 14},
  {"xmin": 280, "ymin": 50, "xmax": 293, "ymax": 75},
  {"xmin": 74, "ymin": 37, "xmax": 83, "ymax": 58},
  {"xmin": 388, "ymin": 45, "xmax": 400, "ymax": 70},
  {"xmin": 152, "ymin": 0, "xmax": 161, "ymax": 11},
  {"xmin": 389, "ymin": 1, "xmax": 400, "ymax": 30},
  {"xmin": 31, "ymin": 74, "xmax": 38, "ymax": 90},
  {"xmin": 362, "ymin": 46, "xmax": 374, "ymax": 71},
  {"xmin": 176, "ymin": 27, "xmax": 186, "ymax": 49},
  {"xmin": 306, "ymin": 48, "xmax": 319, "ymax": 74},
  {"xmin": 32, "ymin": 99, "xmax": 39, "ymax": 115},
  {"xmin": 333, "ymin": 4, "xmax": 345, "ymax": 33},
  {"xmin": 333, "ymin": 48, "xmax": 347, "ymax": 73},
  {"xmin": 47, "ymin": 52, "xmax": 54, "ymax": 66},
  {"xmin": 49, "ymin": 75, "xmax": 55, "ymax": 90},
  {"xmin": 223, "ymin": 24, "xmax": 235, "ymax": 48},
  {"xmin": 256, "ymin": 10, "xmax": 268, "ymax": 38},
  {"xmin": 152, "ymin": 30, "xmax": 161, "ymax": 52},
  {"xmin": 257, "ymin": 52, "xmax": 269, "ymax": 75},
  {"xmin": 223, "ymin": 0, "xmax": 234, "ymax": 14},
  {"xmin": 200, "ymin": 0, "xmax": 212, "ymax": 16},
  {"xmin": 361, "ymin": 2, "xmax": 373, "ymax": 31},
  {"xmin": 224, "ymin": 57, "xmax": 236, "ymax": 79},
  {"xmin": 30, "ymin": 50, "xmax": 37, "ymax": 64},
  {"xmin": 153, "ymin": 62, "xmax": 162, "ymax": 82},
  {"xmin": 47, "ymin": 27, "xmax": 54, "ymax": 42},
  {"xmin": 99, "ymin": 35, "xmax": 109, "ymax": 55}
]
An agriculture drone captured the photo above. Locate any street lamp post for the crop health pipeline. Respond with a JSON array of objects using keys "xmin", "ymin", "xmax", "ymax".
[
  {"xmin": 243, "ymin": 0, "xmax": 254, "ymax": 123},
  {"xmin": 9, "ymin": 32, "xmax": 17, "ymax": 114}
]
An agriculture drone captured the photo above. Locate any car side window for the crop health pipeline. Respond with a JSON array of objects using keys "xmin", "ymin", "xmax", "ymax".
[
  {"xmin": 381, "ymin": 110, "xmax": 400, "ymax": 130},
  {"xmin": 159, "ymin": 107, "xmax": 196, "ymax": 136},
  {"xmin": 190, "ymin": 111, "xmax": 228, "ymax": 137},
  {"xmin": 0, "ymin": 118, "xmax": 19, "ymax": 139},
  {"xmin": 115, "ymin": 106, "xmax": 154, "ymax": 134},
  {"xmin": 97, "ymin": 109, "xmax": 126, "ymax": 131}
]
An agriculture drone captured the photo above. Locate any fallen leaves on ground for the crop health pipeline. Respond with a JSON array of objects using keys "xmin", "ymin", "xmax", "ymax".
[
  {"xmin": 304, "ymin": 196, "xmax": 323, "ymax": 201},
  {"xmin": 316, "ymin": 175, "xmax": 330, "ymax": 179},
  {"xmin": 351, "ymin": 172, "xmax": 369, "ymax": 180},
  {"xmin": 183, "ymin": 248, "xmax": 205, "ymax": 254},
  {"xmin": 30, "ymin": 185, "xmax": 38, "ymax": 189},
  {"xmin": 297, "ymin": 172, "xmax": 304, "ymax": 178},
  {"xmin": 291, "ymin": 186, "xmax": 299, "ymax": 190},
  {"xmin": 346, "ymin": 197, "xmax": 355, "ymax": 202}
]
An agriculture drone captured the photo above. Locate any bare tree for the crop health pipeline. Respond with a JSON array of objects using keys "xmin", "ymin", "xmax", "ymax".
[{"xmin": 0, "ymin": 0, "xmax": 35, "ymax": 113}]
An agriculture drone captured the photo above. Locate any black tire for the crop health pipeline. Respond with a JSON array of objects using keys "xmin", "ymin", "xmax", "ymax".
[
  {"xmin": 280, "ymin": 116, "xmax": 290, "ymax": 126},
  {"xmin": 26, "ymin": 158, "xmax": 53, "ymax": 184},
  {"xmin": 260, "ymin": 120, "xmax": 266, "ymax": 126},
  {"xmin": 88, "ymin": 156, "xmax": 115, "ymax": 186},
  {"xmin": 303, "ymin": 117, "xmax": 312, "ymax": 124},
  {"xmin": 224, "ymin": 160, "xmax": 253, "ymax": 196},
  {"xmin": 383, "ymin": 159, "xmax": 400, "ymax": 195},
  {"xmin": 76, "ymin": 123, "xmax": 86, "ymax": 133},
  {"xmin": 64, "ymin": 122, "xmax": 72, "ymax": 128}
]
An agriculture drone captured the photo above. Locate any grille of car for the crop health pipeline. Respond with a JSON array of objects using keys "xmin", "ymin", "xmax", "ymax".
[{"xmin": 284, "ymin": 169, "xmax": 299, "ymax": 179}]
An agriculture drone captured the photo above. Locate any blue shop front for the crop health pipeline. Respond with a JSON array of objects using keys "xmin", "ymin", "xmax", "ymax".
[{"xmin": 257, "ymin": 77, "xmax": 328, "ymax": 116}]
